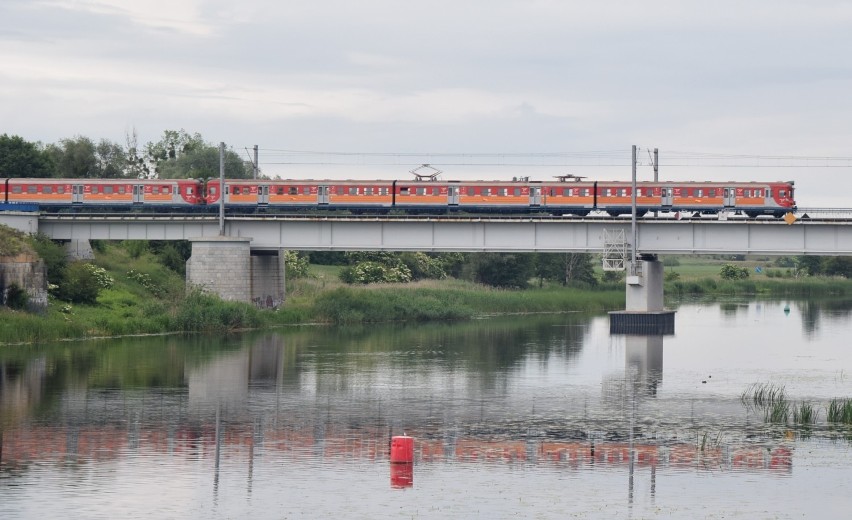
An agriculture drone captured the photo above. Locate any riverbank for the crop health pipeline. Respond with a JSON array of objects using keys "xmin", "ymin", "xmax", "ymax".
[{"xmin": 4, "ymin": 239, "xmax": 852, "ymax": 346}]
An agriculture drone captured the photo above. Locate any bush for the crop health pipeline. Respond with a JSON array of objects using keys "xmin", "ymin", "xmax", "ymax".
[
  {"xmin": 720, "ymin": 264, "xmax": 750, "ymax": 280},
  {"xmin": 55, "ymin": 262, "xmax": 101, "ymax": 304}
]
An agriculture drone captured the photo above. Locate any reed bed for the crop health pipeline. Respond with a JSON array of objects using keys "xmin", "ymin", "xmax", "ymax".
[{"xmin": 827, "ymin": 398, "xmax": 852, "ymax": 425}]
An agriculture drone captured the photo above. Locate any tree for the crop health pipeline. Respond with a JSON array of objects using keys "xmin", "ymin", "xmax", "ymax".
[
  {"xmin": 795, "ymin": 256, "xmax": 824, "ymax": 277},
  {"xmin": 144, "ymin": 129, "xmax": 251, "ymax": 179},
  {"xmin": 535, "ymin": 253, "xmax": 597, "ymax": 287},
  {"xmin": 473, "ymin": 253, "xmax": 534, "ymax": 289},
  {"xmin": 156, "ymin": 145, "xmax": 252, "ymax": 179},
  {"xmin": 46, "ymin": 136, "xmax": 127, "ymax": 178},
  {"xmin": 824, "ymin": 257, "xmax": 852, "ymax": 278},
  {"xmin": 0, "ymin": 134, "xmax": 54, "ymax": 177}
]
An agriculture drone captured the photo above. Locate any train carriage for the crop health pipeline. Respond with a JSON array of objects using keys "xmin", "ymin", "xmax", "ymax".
[
  {"xmin": 205, "ymin": 179, "xmax": 395, "ymax": 212},
  {"xmin": 1, "ymin": 178, "xmax": 203, "ymax": 209}
]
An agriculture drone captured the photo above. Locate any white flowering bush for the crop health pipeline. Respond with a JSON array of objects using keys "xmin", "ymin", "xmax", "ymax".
[{"xmin": 83, "ymin": 264, "xmax": 114, "ymax": 289}]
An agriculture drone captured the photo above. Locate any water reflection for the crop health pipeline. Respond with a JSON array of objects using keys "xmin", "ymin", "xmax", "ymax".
[{"xmin": 3, "ymin": 304, "xmax": 852, "ymax": 518}]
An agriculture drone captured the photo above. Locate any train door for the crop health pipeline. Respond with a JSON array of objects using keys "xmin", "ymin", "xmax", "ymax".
[
  {"xmin": 529, "ymin": 187, "xmax": 542, "ymax": 206},
  {"xmin": 447, "ymin": 186, "xmax": 460, "ymax": 205},
  {"xmin": 132, "ymin": 184, "xmax": 145, "ymax": 203},
  {"xmin": 317, "ymin": 185, "xmax": 330, "ymax": 204},
  {"xmin": 723, "ymin": 187, "xmax": 736, "ymax": 207},
  {"xmin": 661, "ymin": 186, "xmax": 674, "ymax": 207},
  {"xmin": 72, "ymin": 184, "xmax": 85, "ymax": 203},
  {"xmin": 258, "ymin": 185, "xmax": 270, "ymax": 204}
]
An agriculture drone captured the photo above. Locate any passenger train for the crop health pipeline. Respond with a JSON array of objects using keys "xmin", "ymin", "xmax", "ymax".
[{"xmin": 0, "ymin": 177, "xmax": 796, "ymax": 217}]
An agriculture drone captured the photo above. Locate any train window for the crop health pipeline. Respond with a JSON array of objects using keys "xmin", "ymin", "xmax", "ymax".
[
  {"xmin": 696, "ymin": 189, "xmax": 703, "ymax": 197},
  {"xmin": 152, "ymin": 186, "xmax": 160, "ymax": 194},
  {"xmin": 28, "ymin": 185, "xmax": 37, "ymax": 194},
  {"xmin": 224, "ymin": 186, "xmax": 229, "ymax": 194},
  {"xmin": 163, "ymin": 186, "xmax": 170, "ymax": 194},
  {"xmin": 12, "ymin": 186, "xmax": 22, "ymax": 194},
  {"xmin": 755, "ymin": 189, "xmax": 762, "ymax": 197},
  {"xmin": 303, "ymin": 187, "xmax": 310, "ymax": 195},
  {"xmin": 349, "ymin": 187, "xmax": 358, "ymax": 195},
  {"xmin": 400, "ymin": 187, "xmax": 410, "ymax": 195},
  {"xmin": 467, "ymin": 187, "xmax": 474, "ymax": 196},
  {"xmin": 103, "ymin": 186, "xmax": 114, "ymax": 195},
  {"xmin": 709, "ymin": 189, "xmax": 716, "ymax": 197},
  {"xmin": 416, "ymin": 187, "xmax": 425, "ymax": 196},
  {"xmin": 365, "ymin": 187, "xmax": 373, "ymax": 195},
  {"xmin": 514, "ymin": 188, "xmax": 521, "ymax": 196},
  {"xmin": 276, "ymin": 187, "xmax": 283, "ymax": 195},
  {"xmin": 118, "ymin": 186, "xmax": 126, "ymax": 194},
  {"xmin": 288, "ymin": 187, "xmax": 297, "ymax": 195},
  {"xmin": 242, "ymin": 187, "xmax": 250, "ymax": 195},
  {"xmin": 779, "ymin": 190, "xmax": 786, "ymax": 197},
  {"xmin": 43, "ymin": 186, "xmax": 53, "ymax": 194},
  {"xmin": 431, "ymin": 187, "xmax": 438, "ymax": 196},
  {"xmin": 484, "ymin": 188, "xmax": 492, "ymax": 196},
  {"xmin": 57, "ymin": 186, "xmax": 65, "ymax": 194},
  {"xmin": 499, "ymin": 188, "xmax": 507, "ymax": 196},
  {"xmin": 92, "ymin": 186, "xmax": 99, "ymax": 194},
  {"xmin": 379, "ymin": 187, "xmax": 388, "ymax": 195}
]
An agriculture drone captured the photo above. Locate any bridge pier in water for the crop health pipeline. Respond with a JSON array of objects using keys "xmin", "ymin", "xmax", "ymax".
[
  {"xmin": 186, "ymin": 237, "xmax": 285, "ymax": 308},
  {"xmin": 610, "ymin": 256, "xmax": 675, "ymax": 335}
]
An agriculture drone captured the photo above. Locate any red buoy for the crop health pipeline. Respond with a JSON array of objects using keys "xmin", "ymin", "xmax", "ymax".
[{"xmin": 390, "ymin": 435, "xmax": 414, "ymax": 463}]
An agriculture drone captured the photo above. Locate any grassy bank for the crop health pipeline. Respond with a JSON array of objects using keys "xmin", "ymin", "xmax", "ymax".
[
  {"xmin": 4, "ymin": 237, "xmax": 852, "ymax": 345},
  {"xmin": 666, "ymin": 277, "xmax": 852, "ymax": 298}
]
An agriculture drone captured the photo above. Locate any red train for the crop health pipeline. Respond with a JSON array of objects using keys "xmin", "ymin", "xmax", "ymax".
[{"xmin": 1, "ymin": 177, "xmax": 796, "ymax": 217}]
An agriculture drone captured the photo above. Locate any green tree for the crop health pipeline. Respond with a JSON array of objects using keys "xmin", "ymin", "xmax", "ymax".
[
  {"xmin": 0, "ymin": 134, "xmax": 54, "ymax": 177},
  {"xmin": 824, "ymin": 257, "xmax": 852, "ymax": 278},
  {"xmin": 473, "ymin": 253, "xmax": 534, "ymax": 289},
  {"xmin": 45, "ymin": 136, "xmax": 127, "ymax": 178},
  {"xmin": 534, "ymin": 253, "xmax": 597, "ymax": 287},
  {"xmin": 795, "ymin": 256, "xmax": 824, "ymax": 277},
  {"xmin": 156, "ymin": 145, "xmax": 252, "ymax": 179}
]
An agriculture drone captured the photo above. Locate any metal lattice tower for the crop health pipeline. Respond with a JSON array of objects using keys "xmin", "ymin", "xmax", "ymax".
[{"xmin": 602, "ymin": 229, "xmax": 627, "ymax": 271}]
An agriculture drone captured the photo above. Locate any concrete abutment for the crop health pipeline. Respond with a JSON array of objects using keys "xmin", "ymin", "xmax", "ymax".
[{"xmin": 185, "ymin": 237, "xmax": 285, "ymax": 308}]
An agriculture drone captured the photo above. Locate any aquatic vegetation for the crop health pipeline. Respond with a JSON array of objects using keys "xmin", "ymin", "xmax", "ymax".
[
  {"xmin": 827, "ymin": 398, "xmax": 852, "ymax": 424},
  {"xmin": 793, "ymin": 401, "xmax": 818, "ymax": 425},
  {"xmin": 741, "ymin": 382, "xmax": 787, "ymax": 410}
]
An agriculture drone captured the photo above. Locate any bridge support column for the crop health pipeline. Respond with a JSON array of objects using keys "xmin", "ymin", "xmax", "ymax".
[
  {"xmin": 186, "ymin": 237, "xmax": 252, "ymax": 302},
  {"xmin": 250, "ymin": 249, "xmax": 286, "ymax": 309},
  {"xmin": 64, "ymin": 239, "xmax": 94, "ymax": 261},
  {"xmin": 610, "ymin": 257, "xmax": 675, "ymax": 335}
]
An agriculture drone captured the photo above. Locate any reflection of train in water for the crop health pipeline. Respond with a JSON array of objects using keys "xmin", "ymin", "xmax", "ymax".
[{"xmin": 1, "ymin": 177, "xmax": 796, "ymax": 217}]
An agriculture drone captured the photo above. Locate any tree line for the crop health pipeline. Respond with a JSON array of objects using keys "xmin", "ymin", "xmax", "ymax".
[{"xmin": 0, "ymin": 130, "xmax": 254, "ymax": 179}]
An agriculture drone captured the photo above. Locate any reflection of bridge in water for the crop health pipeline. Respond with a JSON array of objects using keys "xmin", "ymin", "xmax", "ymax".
[
  {"xmin": 0, "ymin": 328, "xmax": 797, "ymax": 478},
  {"xmin": 1, "ymin": 422, "xmax": 792, "ymax": 474}
]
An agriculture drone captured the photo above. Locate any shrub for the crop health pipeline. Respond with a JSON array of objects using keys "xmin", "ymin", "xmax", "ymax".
[
  {"xmin": 720, "ymin": 264, "xmax": 750, "ymax": 280},
  {"xmin": 55, "ymin": 262, "xmax": 101, "ymax": 304}
]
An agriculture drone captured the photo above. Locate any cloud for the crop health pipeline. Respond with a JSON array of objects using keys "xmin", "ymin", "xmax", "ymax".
[{"xmin": 39, "ymin": 0, "xmax": 214, "ymax": 36}]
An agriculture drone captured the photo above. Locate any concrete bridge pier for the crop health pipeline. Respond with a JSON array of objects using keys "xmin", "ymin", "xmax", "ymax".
[
  {"xmin": 610, "ymin": 256, "xmax": 675, "ymax": 335},
  {"xmin": 186, "ymin": 237, "xmax": 253, "ymax": 302},
  {"xmin": 185, "ymin": 237, "xmax": 285, "ymax": 308}
]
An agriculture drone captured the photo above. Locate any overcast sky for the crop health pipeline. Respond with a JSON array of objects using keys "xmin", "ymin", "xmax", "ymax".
[{"xmin": 2, "ymin": 0, "xmax": 851, "ymax": 206}]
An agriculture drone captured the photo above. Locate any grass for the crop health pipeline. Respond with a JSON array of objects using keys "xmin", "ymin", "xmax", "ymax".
[
  {"xmin": 308, "ymin": 279, "xmax": 625, "ymax": 325},
  {"xmin": 741, "ymin": 382, "xmax": 788, "ymax": 409},
  {"xmin": 793, "ymin": 402, "xmax": 818, "ymax": 426}
]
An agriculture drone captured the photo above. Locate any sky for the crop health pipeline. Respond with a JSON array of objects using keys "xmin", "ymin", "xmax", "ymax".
[{"xmin": 1, "ymin": 0, "xmax": 852, "ymax": 206}]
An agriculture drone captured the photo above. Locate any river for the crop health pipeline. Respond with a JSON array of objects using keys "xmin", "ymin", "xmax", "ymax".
[{"xmin": 2, "ymin": 299, "xmax": 852, "ymax": 519}]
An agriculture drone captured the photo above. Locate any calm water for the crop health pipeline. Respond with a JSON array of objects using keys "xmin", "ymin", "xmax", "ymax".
[{"xmin": 2, "ymin": 299, "xmax": 852, "ymax": 519}]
